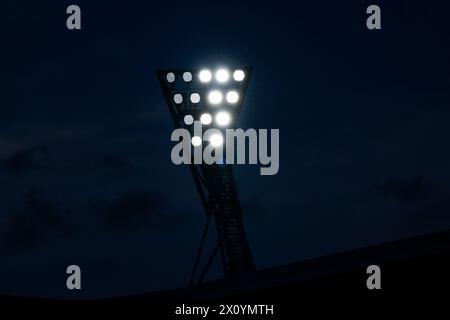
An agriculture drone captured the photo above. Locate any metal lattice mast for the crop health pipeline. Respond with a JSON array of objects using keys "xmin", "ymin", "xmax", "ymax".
[{"xmin": 157, "ymin": 67, "xmax": 255, "ymax": 282}]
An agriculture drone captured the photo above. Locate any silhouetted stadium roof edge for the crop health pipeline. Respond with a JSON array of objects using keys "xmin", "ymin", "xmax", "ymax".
[
  {"xmin": 143, "ymin": 228, "xmax": 450, "ymax": 300},
  {"xmin": 1, "ymin": 228, "xmax": 450, "ymax": 303}
]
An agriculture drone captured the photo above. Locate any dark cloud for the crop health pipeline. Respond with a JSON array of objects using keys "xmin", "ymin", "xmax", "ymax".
[
  {"xmin": 152, "ymin": 212, "xmax": 191, "ymax": 229},
  {"xmin": 95, "ymin": 154, "xmax": 137, "ymax": 175},
  {"xmin": 0, "ymin": 190, "xmax": 75, "ymax": 258},
  {"xmin": 381, "ymin": 175, "xmax": 433, "ymax": 204},
  {"xmin": 361, "ymin": 175, "xmax": 450, "ymax": 234},
  {"xmin": 0, "ymin": 187, "xmax": 186, "ymax": 258},
  {"xmin": 96, "ymin": 190, "xmax": 165, "ymax": 230},
  {"xmin": 1, "ymin": 146, "xmax": 50, "ymax": 174},
  {"xmin": 382, "ymin": 187, "xmax": 450, "ymax": 234},
  {"xmin": 90, "ymin": 189, "xmax": 193, "ymax": 231}
]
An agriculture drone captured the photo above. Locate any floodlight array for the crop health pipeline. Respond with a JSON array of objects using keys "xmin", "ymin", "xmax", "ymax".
[
  {"xmin": 171, "ymin": 90, "xmax": 240, "ymax": 106},
  {"xmin": 161, "ymin": 67, "xmax": 249, "ymax": 136},
  {"xmin": 165, "ymin": 68, "xmax": 245, "ymax": 85}
]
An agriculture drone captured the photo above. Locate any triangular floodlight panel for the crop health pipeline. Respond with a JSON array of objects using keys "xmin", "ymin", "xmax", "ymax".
[{"xmin": 157, "ymin": 67, "xmax": 252, "ymax": 130}]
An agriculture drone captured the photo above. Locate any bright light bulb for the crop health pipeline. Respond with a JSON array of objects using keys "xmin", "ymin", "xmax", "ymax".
[
  {"xmin": 191, "ymin": 136, "xmax": 202, "ymax": 147},
  {"xmin": 199, "ymin": 69, "xmax": 212, "ymax": 83},
  {"xmin": 226, "ymin": 91, "xmax": 239, "ymax": 104},
  {"xmin": 184, "ymin": 115, "xmax": 194, "ymax": 125},
  {"xmin": 183, "ymin": 72, "xmax": 192, "ymax": 82},
  {"xmin": 173, "ymin": 93, "xmax": 183, "ymax": 104},
  {"xmin": 216, "ymin": 69, "xmax": 230, "ymax": 83},
  {"xmin": 233, "ymin": 70, "xmax": 245, "ymax": 81},
  {"xmin": 210, "ymin": 133, "xmax": 224, "ymax": 147},
  {"xmin": 200, "ymin": 113, "xmax": 212, "ymax": 125},
  {"xmin": 208, "ymin": 90, "xmax": 223, "ymax": 104},
  {"xmin": 215, "ymin": 111, "xmax": 231, "ymax": 126},
  {"xmin": 166, "ymin": 72, "xmax": 175, "ymax": 83},
  {"xmin": 190, "ymin": 93, "xmax": 200, "ymax": 104}
]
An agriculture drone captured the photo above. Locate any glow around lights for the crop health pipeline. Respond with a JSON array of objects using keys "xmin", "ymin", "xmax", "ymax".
[
  {"xmin": 233, "ymin": 70, "xmax": 245, "ymax": 81},
  {"xmin": 191, "ymin": 136, "xmax": 202, "ymax": 147},
  {"xmin": 200, "ymin": 113, "xmax": 212, "ymax": 125},
  {"xmin": 215, "ymin": 111, "xmax": 231, "ymax": 126},
  {"xmin": 199, "ymin": 69, "xmax": 212, "ymax": 83},
  {"xmin": 208, "ymin": 90, "xmax": 223, "ymax": 104},
  {"xmin": 216, "ymin": 69, "xmax": 230, "ymax": 83},
  {"xmin": 166, "ymin": 68, "xmax": 246, "ymax": 85},
  {"xmin": 226, "ymin": 91, "xmax": 239, "ymax": 104},
  {"xmin": 209, "ymin": 133, "xmax": 224, "ymax": 147}
]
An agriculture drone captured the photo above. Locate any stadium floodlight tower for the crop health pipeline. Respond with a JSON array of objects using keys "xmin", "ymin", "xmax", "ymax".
[{"xmin": 157, "ymin": 67, "xmax": 255, "ymax": 284}]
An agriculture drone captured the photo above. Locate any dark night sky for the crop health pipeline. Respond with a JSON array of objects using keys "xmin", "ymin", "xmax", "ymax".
[{"xmin": 1, "ymin": 0, "xmax": 450, "ymax": 298}]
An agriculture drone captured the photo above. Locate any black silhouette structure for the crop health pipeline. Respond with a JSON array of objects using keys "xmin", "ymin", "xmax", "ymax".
[{"xmin": 157, "ymin": 67, "xmax": 255, "ymax": 283}]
